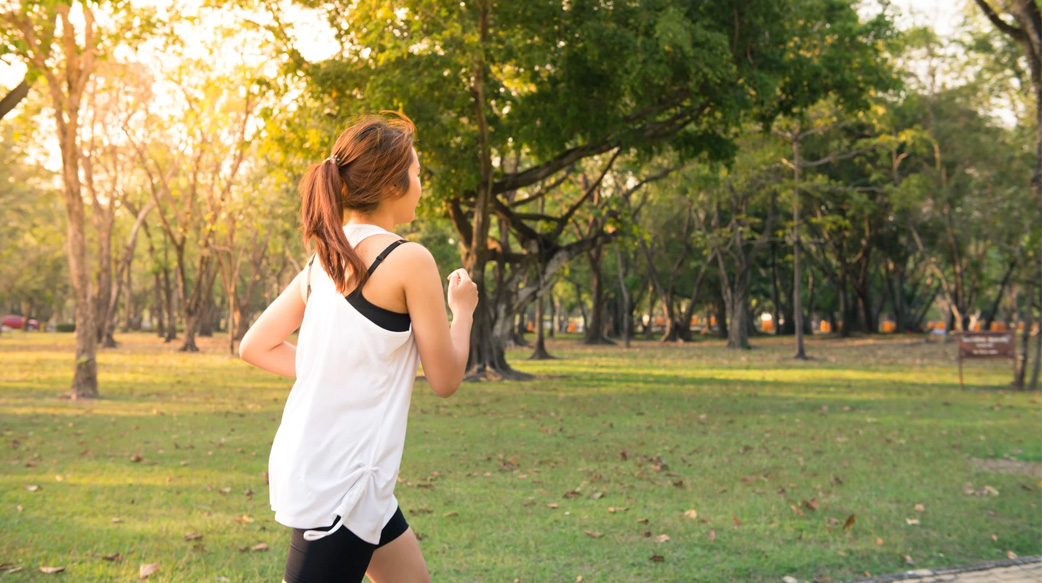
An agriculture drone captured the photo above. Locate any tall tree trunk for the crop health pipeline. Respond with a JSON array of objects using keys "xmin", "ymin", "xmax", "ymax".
[
  {"xmin": 982, "ymin": 259, "xmax": 1018, "ymax": 329},
  {"xmin": 529, "ymin": 291, "xmax": 554, "ymax": 359},
  {"xmin": 162, "ymin": 264, "xmax": 177, "ymax": 343},
  {"xmin": 614, "ymin": 244, "xmax": 631, "ymax": 349},
  {"xmin": 101, "ymin": 202, "xmax": 153, "ymax": 347},
  {"xmin": 583, "ymin": 242, "xmax": 612, "ymax": 345}
]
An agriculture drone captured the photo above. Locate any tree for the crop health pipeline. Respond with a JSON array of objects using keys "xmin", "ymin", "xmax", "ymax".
[
  {"xmin": 2, "ymin": 2, "xmax": 104, "ymax": 397},
  {"xmin": 280, "ymin": 0, "xmax": 896, "ymax": 378},
  {"xmin": 972, "ymin": 0, "xmax": 1041, "ymax": 390}
]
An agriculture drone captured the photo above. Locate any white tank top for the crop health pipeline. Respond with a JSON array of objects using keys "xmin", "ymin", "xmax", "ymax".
[{"xmin": 268, "ymin": 224, "xmax": 420, "ymax": 544}]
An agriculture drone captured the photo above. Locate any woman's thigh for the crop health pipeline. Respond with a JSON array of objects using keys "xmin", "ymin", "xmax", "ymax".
[{"xmin": 364, "ymin": 528, "xmax": 430, "ymax": 583}]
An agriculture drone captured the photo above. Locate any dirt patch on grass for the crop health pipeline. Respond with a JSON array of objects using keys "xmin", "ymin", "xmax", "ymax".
[{"xmin": 971, "ymin": 457, "xmax": 1042, "ymax": 477}]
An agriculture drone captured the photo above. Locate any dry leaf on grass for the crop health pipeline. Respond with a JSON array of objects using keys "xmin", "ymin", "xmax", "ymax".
[
  {"xmin": 653, "ymin": 534, "xmax": 670, "ymax": 543},
  {"xmin": 683, "ymin": 509, "xmax": 698, "ymax": 519},
  {"xmin": 708, "ymin": 529, "xmax": 716, "ymax": 541},
  {"xmin": 39, "ymin": 566, "xmax": 66, "ymax": 574},
  {"xmin": 901, "ymin": 554, "xmax": 914, "ymax": 566},
  {"xmin": 185, "ymin": 532, "xmax": 203, "ymax": 541},
  {"xmin": 649, "ymin": 555, "xmax": 665, "ymax": 563},
  {"xmin": 139, "ymin": 563, "xmax": 159, "ymax": 578},
  {"xmin": 584, "ymin": 531, "xmax": 603, "ymax": 539},
  {"xmin": 905, "ymin": 518, "xmax": 920, "ymax": 525},
  {"xmin": 843, "ymin": 514, "xmax": 856, "ymax": 530},
  {"xmin": 914, "ymin": 503, "xmax": 925, "ymax": 512}
]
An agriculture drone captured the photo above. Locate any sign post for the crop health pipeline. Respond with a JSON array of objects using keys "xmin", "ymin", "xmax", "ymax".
[{"xmin": 955, "ymin": 331, "xmax": 1016, "ymax": 390}]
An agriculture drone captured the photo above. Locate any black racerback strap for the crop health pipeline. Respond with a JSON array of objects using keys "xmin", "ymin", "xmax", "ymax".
[
  {"xmin": 366, "ymin": 239, "xmax": 409, "ymax": 276},
  {"xmin": 305, "ymin": 240, "xmax": 407, "ymax": 304}
]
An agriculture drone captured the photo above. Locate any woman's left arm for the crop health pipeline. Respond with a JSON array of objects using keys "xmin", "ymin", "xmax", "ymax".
[{"xmin": 239, "ymin": 269, "xmax": 307, "ymax": 378}]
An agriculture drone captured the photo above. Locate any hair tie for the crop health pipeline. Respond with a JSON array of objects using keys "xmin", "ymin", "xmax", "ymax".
[{"xmin": 326, "ymin": 154, "xmax": 338, "ymax": 165}]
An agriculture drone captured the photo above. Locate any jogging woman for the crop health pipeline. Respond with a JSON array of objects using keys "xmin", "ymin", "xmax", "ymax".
[{"xmin": 239, "ymin": 113, "xmax": 477, "ymax": 583}]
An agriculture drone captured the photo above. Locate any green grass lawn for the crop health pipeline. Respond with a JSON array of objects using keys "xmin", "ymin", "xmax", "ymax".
[{"xmin": 0, "ymin": 331, "xmax": 1039, "ymax": 582}]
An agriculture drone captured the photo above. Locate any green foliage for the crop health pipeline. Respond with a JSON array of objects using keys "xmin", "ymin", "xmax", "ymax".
[{"xmin": 0, "ymin": 122, "xmax": 68, "ymax": 318}]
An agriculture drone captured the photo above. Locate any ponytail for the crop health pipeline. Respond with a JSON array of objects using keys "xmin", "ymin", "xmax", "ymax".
[
  {"xmin": 299, "ymin": 112, "xmax": 416, "ymax": 296},
  {"xmin": 299, "ymin": 159, "xmax": 368, "ymax": 295}
]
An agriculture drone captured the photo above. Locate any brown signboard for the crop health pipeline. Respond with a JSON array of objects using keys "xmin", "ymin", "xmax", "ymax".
[
  {"xmin": 957, "ymin": 331, "xmax": 1016, "ymax": 360},
  {"xmin": 956, "ymin": 331, "xmax": 1016, "ymax": 389}
]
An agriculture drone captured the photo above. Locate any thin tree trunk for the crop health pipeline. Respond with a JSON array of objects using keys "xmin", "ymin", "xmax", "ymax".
[{"xmin": 615, "ymin": 244, "xmax": 631, "ymax": 348}]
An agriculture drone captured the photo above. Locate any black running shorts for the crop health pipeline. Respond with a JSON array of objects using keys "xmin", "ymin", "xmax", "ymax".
[{"xmin": 283, "ymin": 506, "xmax": 410, "ymax": 583}]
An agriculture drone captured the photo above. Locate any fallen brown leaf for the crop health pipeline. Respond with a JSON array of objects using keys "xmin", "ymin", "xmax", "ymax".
[
  {"xmin": 547, "ymin": 503, "xmax": 559, "ymax": 509},
  {"xmin": 649, "ymin": 555, "xmax": 665, "ymax": 563},
  {"xmin": 584, "ymin": 530, "xmax": 603, "ymax": 539},
  {"xmin": 185, "ymin": 532, "xmax": 203, "ymax": 541},
  {"xmin": 39, "ymin": 566, "xmax": 66, "ymax": 574},
  {"xmin": 683, "ymin": 509, "xmax": 698, "ymax": 519},
  {"xmin": 653, "ymin": 534, "xmax": 670, "ymax": 543},
  {"xmin": 250, "ymin": 543, "xmax": 269, "ymax": 552},
  {"xmin": 914, "ymin": 503, "xmax": 925, "ymax": 512},
  {"xmin": 732, "ymin": 515, "xmax": 742, "ymax": 527},
  {"xmin": 139, "ymin": 563, "xmax": 159, "ymax": 578},
  {"xmin": 636, "ymin": 518, "xmax": 649, "ymax": 524},
  {"xmin": 443, "ymin": 511, "xmax": 458, "ymax": 518},
  {"xmin": 901, "ymin": 554, "xmax": 914, "ymax": 566},
  {"xmin": 708, "ymin": 529, "xmax": 716, "ymax": 541},
  {"xmin": 1007, "ymin": 550, "xmax": 1018, "ymax": 559},
  {"xmin": 843, "ymin": 514, "xmax": 856, "ymax": 530},
  {"xmin": 803, "ymin": 498, "xmax": 819, "ymax": 511}
]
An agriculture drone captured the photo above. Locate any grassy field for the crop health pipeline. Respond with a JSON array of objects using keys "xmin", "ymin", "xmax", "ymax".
[{"xmin": 0, "ymin": 331, "xmax": 1039, "ymax": 583}]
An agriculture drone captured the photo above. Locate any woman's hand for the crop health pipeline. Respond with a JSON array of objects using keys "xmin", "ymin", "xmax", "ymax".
[{"xmin": 446, "ymin": 268, "xmax": 478, "ymax": 318}]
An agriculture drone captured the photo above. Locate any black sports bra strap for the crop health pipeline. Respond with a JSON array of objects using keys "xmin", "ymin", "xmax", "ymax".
[
  {"xmin": 367, "ymin": 239, "xmax": 409, "ymax": 276},
  {"xmin": 306, "ymin": 254, "xmax": 316, "ymax": 303}
]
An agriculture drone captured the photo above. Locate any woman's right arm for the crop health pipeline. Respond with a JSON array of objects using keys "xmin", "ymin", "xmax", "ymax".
[
  {"xmin": 238, "ymin": 269, "xmax": 307, "ymax": 378},
  {"xmin": 401, "ymin": 245, "xmax": 478, "ymax": 397}
]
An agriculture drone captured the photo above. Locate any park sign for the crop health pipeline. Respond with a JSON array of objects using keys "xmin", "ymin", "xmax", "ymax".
[{"xmin": 955, "ymin": 331, "xmax": 1016, "ymax": 389}]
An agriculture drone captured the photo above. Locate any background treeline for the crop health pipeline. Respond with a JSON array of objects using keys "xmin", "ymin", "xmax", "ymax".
[{"xmin": 0, "ymin": 0, "xmax": 1038, "ymax": 394}]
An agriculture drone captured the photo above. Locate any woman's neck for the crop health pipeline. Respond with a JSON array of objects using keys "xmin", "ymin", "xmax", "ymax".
[{"xmin": 345, "ymin": 211, "xmax": 395, "ymax": 232}]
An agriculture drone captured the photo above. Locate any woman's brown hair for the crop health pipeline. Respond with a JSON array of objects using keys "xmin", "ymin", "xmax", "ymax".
[{"xmin": 299, "ymin": 112, "xmax": 416, "ymax": 295}]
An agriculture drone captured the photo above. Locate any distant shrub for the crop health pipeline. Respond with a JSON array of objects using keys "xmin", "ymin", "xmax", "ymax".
[{"xmin": 55, "ymin": 323, "xmax": 76, "ymax": 333}]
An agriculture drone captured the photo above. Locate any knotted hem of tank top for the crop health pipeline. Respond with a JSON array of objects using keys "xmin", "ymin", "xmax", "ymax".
[{"xmin": 300, "ymin": 465, "xmax": 381, "ymax": 542}]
